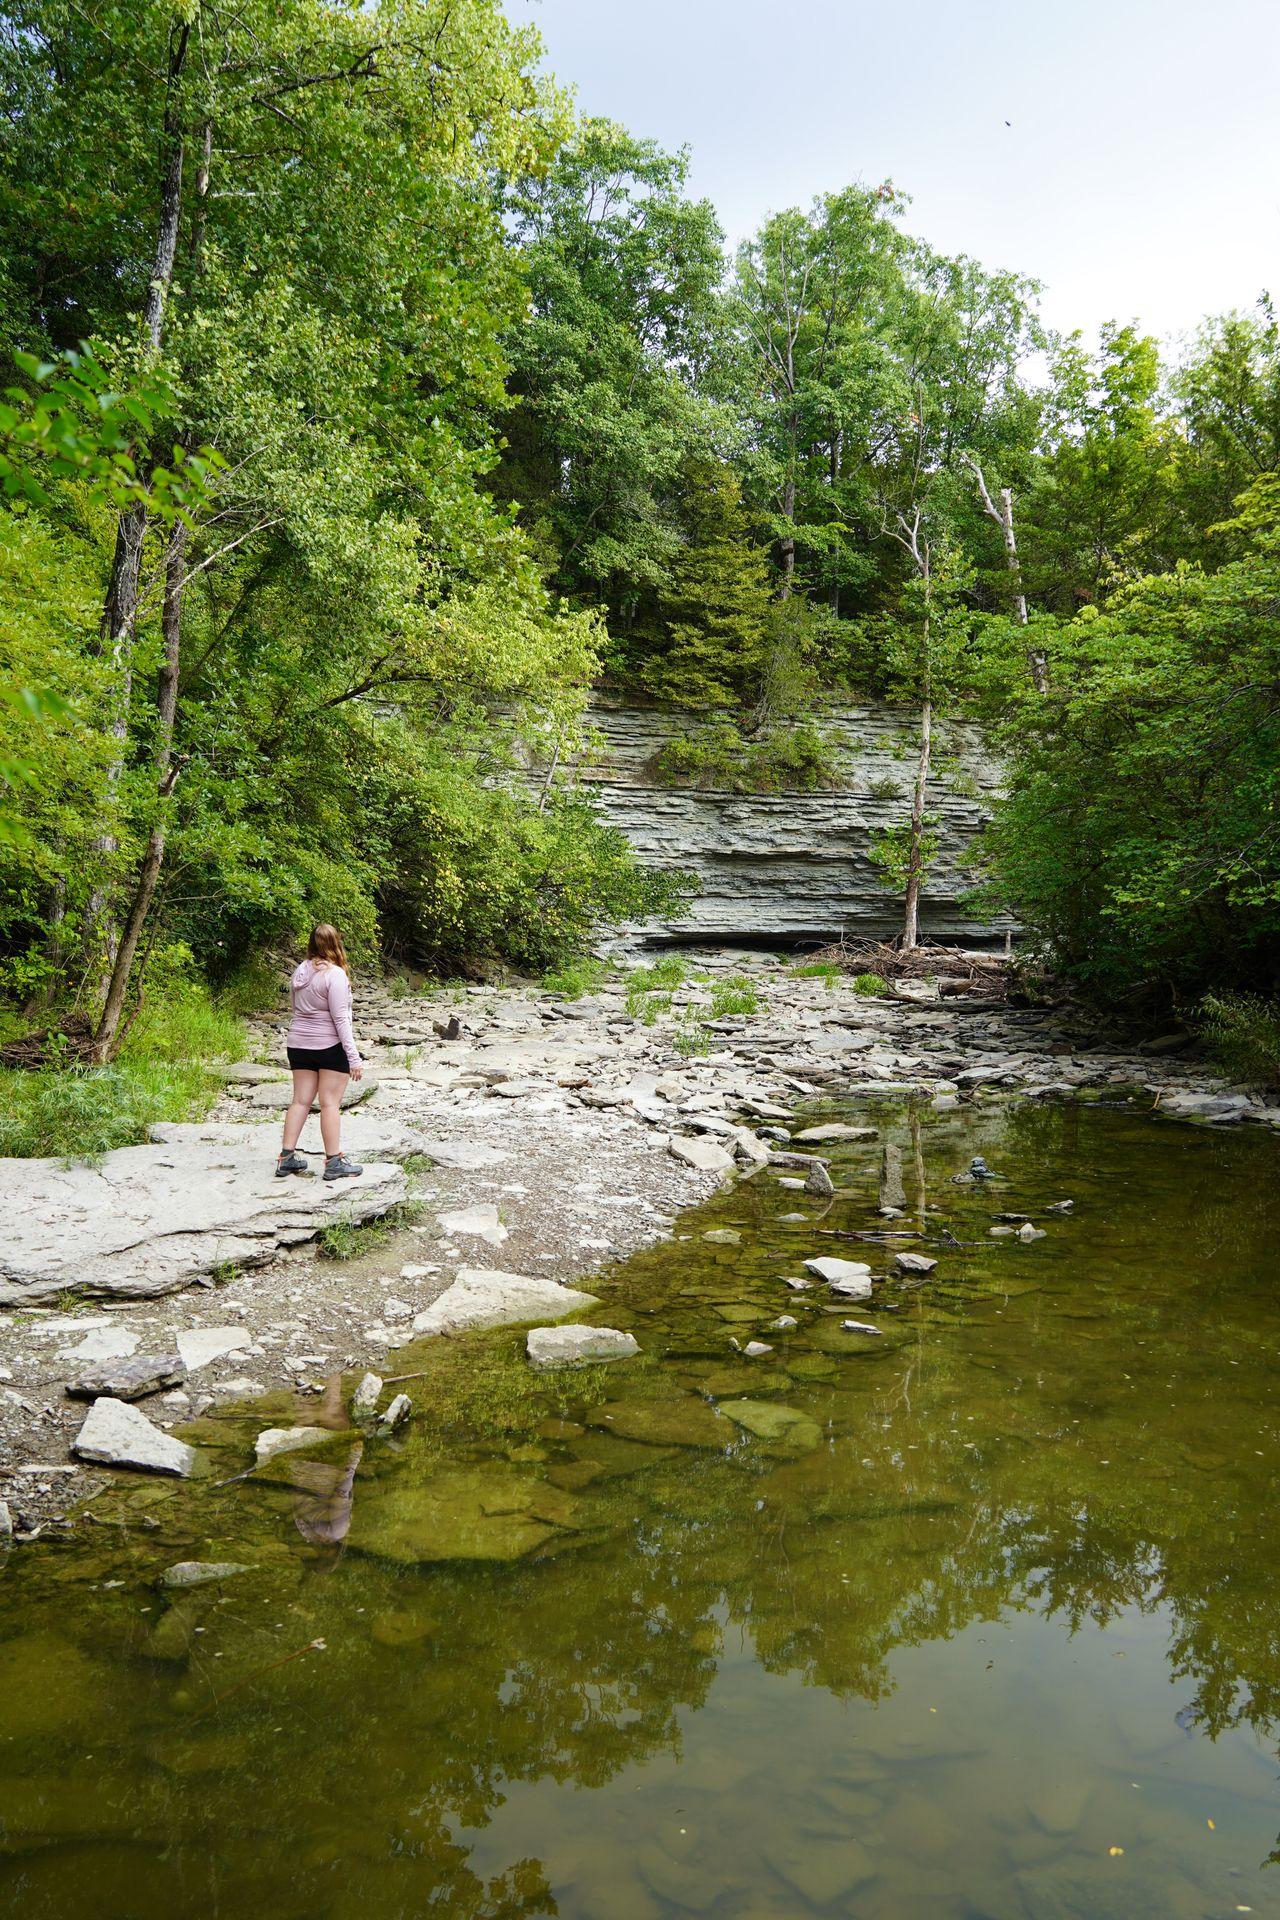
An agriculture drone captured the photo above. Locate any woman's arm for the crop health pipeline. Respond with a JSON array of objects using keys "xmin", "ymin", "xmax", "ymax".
[{"xmin": 327, "ymin": 969, "xmax": 363, "ymax": 1076}]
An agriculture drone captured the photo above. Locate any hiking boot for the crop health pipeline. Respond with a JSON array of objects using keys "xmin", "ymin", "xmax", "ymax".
[
  {"xmin": 324, "ymin": 1153, "xmax": 364, "ymax": 1181},
  {"xmin": 276, "ymin": 1149, "xmax": 310, "ymax": 1178}
]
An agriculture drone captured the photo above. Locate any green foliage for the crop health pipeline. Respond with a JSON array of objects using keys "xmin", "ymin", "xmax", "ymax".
[
  {"xmin": 709, "ymin": 974, "xmax": 760, "ymax": 1017},
  {"xmin": 638, "ymin": 460, "xmax": 774, "ymax": 706},
  {"xmin": 853, "ymin": 972, "xmax": 889, "ymax": 996},
  {"xmin": 0, "ymin": 1059, "xmax": 219, "ymax": 1160},
  {"xmin": 624, "ymin": 954, "xmax": 689, "ymax": 1022},
  {"xmin": 791, "ymin": 960, "xmax": 843, "ymax": 985},
  {"xmin": 1198, "ymin": 994, "xmax": 1280, "ymax": 1087},
  {"xmin": 540, "ymin": 957, "xmax": 609, "ymax": 999},
  {"xmin": 869, "ymin": 819, "xmax": 942, "ymax": 892},
  {"xmin": 980, "ymin": 535, "xmax": 1280, "ymax": 1004},
  {"xmin": 654, "ymin": 717, "xmax": 839, "ymax": 793},
  {"xmin": 317, "ymin": 1199, "xmax": 427, "ymax": 1262}
]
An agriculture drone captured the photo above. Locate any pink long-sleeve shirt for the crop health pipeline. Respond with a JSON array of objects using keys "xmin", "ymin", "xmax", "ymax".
[{"xmin": 286, "ymin": 959, "xmax": 362, "ymax": 1072}]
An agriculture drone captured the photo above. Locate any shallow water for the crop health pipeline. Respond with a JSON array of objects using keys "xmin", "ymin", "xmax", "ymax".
[{"xmin": 2, "ymin": 1100, "xmax": 1280, "ymax": 1919}]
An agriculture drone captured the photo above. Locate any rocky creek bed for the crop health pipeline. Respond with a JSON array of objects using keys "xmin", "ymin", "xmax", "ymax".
[
  {"xmin": 0, "ymin": 1071, "xmax": 1278, "ymax": 1918},
  {"xmin": 0, "ymin": 951, "xmax": 1275, "ymax": 1542}
]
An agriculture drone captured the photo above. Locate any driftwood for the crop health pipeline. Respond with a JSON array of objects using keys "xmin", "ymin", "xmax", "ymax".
[{"xmin": 811, "ymin": 937, "xmax": 1014, "ymax": 1002}]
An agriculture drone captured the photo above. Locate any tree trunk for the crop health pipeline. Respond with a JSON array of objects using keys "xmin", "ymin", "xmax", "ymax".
[
  {"xmin": 778, "ymin": 468, "xmax": 797, "ymax": 595},
  {"xmin": 85, "ymin": 23, "xmax": 190, "ymax": 975},
  {"xmin": 93, "ymin": 519, "xmax": 188, "ymax": 1062},
  {"xmin": 964, "ymin": 456, "xmax": 1048, "ymax": 694}
]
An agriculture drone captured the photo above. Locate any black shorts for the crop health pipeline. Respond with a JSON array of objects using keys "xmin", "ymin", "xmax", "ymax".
[{"xmin": 287, "ymin": 1044, "xmax": 350, "ymax": 1073}]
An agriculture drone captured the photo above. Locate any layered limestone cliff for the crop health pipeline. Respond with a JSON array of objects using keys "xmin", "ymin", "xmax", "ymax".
[{"xmin": 568, "ymin": 701, "xmax": 1013, "ymax": 947}]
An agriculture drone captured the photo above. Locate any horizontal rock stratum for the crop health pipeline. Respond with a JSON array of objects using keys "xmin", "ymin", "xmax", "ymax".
[{"xmin": 0, "ymin": 1119, "xmax": 406, "ymax": 1303}]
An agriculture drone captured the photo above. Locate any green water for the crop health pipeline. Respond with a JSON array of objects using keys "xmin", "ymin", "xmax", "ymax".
[{"xmin": 2, "ymin": 1101, "xmax": 1280, "ymax": 1920}]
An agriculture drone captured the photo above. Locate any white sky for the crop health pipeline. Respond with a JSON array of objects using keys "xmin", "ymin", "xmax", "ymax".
[{"xmin": 508, "ymin": 0, "xmax": 1280, "ymax": 351}]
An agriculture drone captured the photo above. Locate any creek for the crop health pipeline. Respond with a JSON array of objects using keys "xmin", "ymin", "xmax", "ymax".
[{"xmin": 1, "ymin": 1098, "xmax": 1278, "ymax": 1920}]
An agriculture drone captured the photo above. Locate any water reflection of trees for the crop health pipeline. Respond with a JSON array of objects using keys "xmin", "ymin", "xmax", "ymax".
[{"xmin": 4, "ymin": 1102, "xmax": 1278, "ymax": 1914}]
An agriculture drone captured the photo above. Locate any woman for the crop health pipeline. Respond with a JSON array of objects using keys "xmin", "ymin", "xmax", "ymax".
[{"xmin": 276, "ymin": 923, "xmax": 364, "ymax": 1181}]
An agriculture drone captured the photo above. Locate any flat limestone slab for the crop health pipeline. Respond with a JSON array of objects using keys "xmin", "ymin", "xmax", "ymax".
[
  {"xmin": 412, "ymin": 1268, "xmax": 598, "ymax": 1337},
  {"xmin": 0, "ymin": 1121, "xmax": 406, "ymax": 1304},
  {"xmin": 72, "ymin": 1397, "xmax": 195, "ymax": 1476}
]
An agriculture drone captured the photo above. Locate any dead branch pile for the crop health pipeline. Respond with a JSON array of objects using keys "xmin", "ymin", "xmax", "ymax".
[{"xmin": 810, "ymin": 937, "xmax": 1014, "ymax": 1000}]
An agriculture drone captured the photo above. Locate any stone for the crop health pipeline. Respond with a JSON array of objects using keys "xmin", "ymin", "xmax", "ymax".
[
  {"xmin": 841, "ymin": 1319, "xmax": 882, "ymax": 1336},
  {"xmin": 378, "ymin": 1393, "xmax": 413, "ymax": 1433},
  {"xmin": 56, "ymin": 1326, "xmax": 139, "ymax": 1363},
  {"xmin": 176, "ymin": 1326, "xmax": 253, "ymax": 1373},
  {"xmin": 161, "ymin": 1561, "xmax": 252, "ymax": 1589},
  {"xmin": 668, "ymin": 1134, "xmax": 735, "ymax": 1174},
  {"xmin": 435, "ymin": 1203, "xmax": 508, "ymax": 1246},
  {"xmin": 526, "ymin": 1325, "xmax": 640, "ymax": 1370},
  {"xmin": 1018, "ymin": 1222, "xmax": 1046, "ymax": 1242},
  {"xmin": 0, "ymin": 1119, "xmax": 407, "ymax": 1303},
  {"xmin": 742, "ymin": 1341, "xmax": 774, "ymax": 1358},
  {"xmin": 792, "ymin": 1123, "xmax": 877, "ymax": 1143},
  {"xmin": 702, "ymin": 1228, "xmax": 742, "ymax": 1246},
  {"xmin": 66, "ymin": 1353, "xmax": 185, "ymax": 1401},
  {"xmin": 895, "ymin": 1252, "xmax": 938, "ymax": 1275},
  {"xmin": 770, "ymin": 1315, "xmax": 799, "ymax": 1331},
  {"xmin": 764, "ymin": 1836, "xmax": 877, "ymax": 1906},
  {"xmin": 253, "ymin": 1425, "xmax": 341, "ymax": 1462},
  {"xmin": 72, "ymin": 1398, "xmax": 195, "ymax": 1476},
  {"xmin": 211, "ymin": 1376, "xmax": 266, "ymax": 1399},
  {"xmin": 730, "ymin": 1127, "xmax": 771, "ymax": 1167},
  {"xmin": 804, "ymin": 1256, "xmax": 874, "ymax": 1299},
  {"xmin": 0, "ymin": 1498, "xmax": 11, "ymax": 1540},
  {"xmin": 719, "ymin": 1399, "xmax": 823, "ymax": 1452},
  {"xmin": 352, "ymin": 1465, "xmax": 577, "ymax": 1564},
  {"xmin": 804, "ymin": 1161, "xmax": 835, "ymax": 1197},
  {"xmin": 350, "ymin": 1371, "xmax": 383, "ymax": 1420},
  {"xmin": 413, "ymin": 1268, "xmax": 599, "ymax": 1337},
  {"xmin": 410, "ymin": 1137, "xmax": 509, "ymax": 1169}
]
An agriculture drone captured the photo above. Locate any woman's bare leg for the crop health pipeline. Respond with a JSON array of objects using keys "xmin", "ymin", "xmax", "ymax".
[
  {"xmin": 317, "ymin": 1068, "xmax": 349, "ymax": 1158},
  {"xmin": 282, "ymin": 1070, "xmax": 319, "ymax": 1152}
]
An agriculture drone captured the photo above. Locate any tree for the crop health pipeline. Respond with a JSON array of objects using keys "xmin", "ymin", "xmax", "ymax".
[
  {"xmin": 498, "ymin": 119, "xmax": 724, "ymax": 617},
  {"xmin": 639, "ymin": 460, "xmax": 773, "ymax": 709}
]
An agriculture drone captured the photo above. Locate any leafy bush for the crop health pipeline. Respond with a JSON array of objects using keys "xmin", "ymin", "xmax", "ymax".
[
  {"xmin": 624, "ymin": 954, "xmax": 689, "ymax": 1022},
  {"xmin": 1199, "ymin": 993, "xmax": 1280, "ymax": 1086},
  {"xmin": 980, "ymin": 539, "xmax": 1280, "ymax": 1005},
  {"xmin": 0, "ymin": 1059, "xmax": 220, "ymax": 1160},
  {"xmin": 853, "ymin": 972, "xmax": 889, "ymax": 996},
  {"xmin": 540, "ymin": 957, "xmax": 609, "ymax": 999},
  {"xmin": 653, "ymin": 718, "xmax": 840, "ymax": 793}
]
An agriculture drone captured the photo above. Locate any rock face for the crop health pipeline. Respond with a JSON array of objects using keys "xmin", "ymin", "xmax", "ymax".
[
  {"xmin": 560, "ymin": 699, "xmax": 1014, "ymax": 946},
  {"xmin": 0, "ymin": 1120, "xmax": 407, "ymax": 1303}
]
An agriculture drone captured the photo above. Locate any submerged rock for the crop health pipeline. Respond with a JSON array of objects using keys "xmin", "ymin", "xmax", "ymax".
[
  {"xmin": 702, "ymin": 1228, "xmax": 742, "ymax": 1246},
  {"xmin": 72, "ymin": 1398, "xmax": 195, "ymax": 1476},
  {"xmin": 526, "ymin": 1325, "xmax": 640, "ymax": 1370},
  {"xmin": 66, "ymin": 1353, "xmax": 185, "ymax": 1402},
  {"xmin": 719, "ymin": 1399, "xmax": 823, "ymax": 1453},
  {"xmin": 254, "ymin": 1425, "xmax": 345, "ymax": 1462},
  {"xmin": 587, "ymin": 1396, "xmax": 728, "ymax": 1449},
  {"xmin": 161, "ymin": 1560, "xmax": 252, "ymax": 1589},
  {"xmin": 352, "ymin": 1465, "xmax": 579, "ymax": 1564},
  {"xmin": 413, "ymin": 1268, "xmax": 598, "ymax": 1337},
  {"xmin": 792, "ymin": 1123, "xmax": 877, "ymax": 1143},
  {"xmin": 895, "ymin": 1252, "xmax": 938, "ymax": 1275}
]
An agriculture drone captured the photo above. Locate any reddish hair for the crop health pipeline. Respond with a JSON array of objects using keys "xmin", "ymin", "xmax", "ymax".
[{"xmin": 307, "ymin": 923, "xmax": 348, "ymax": 971}]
